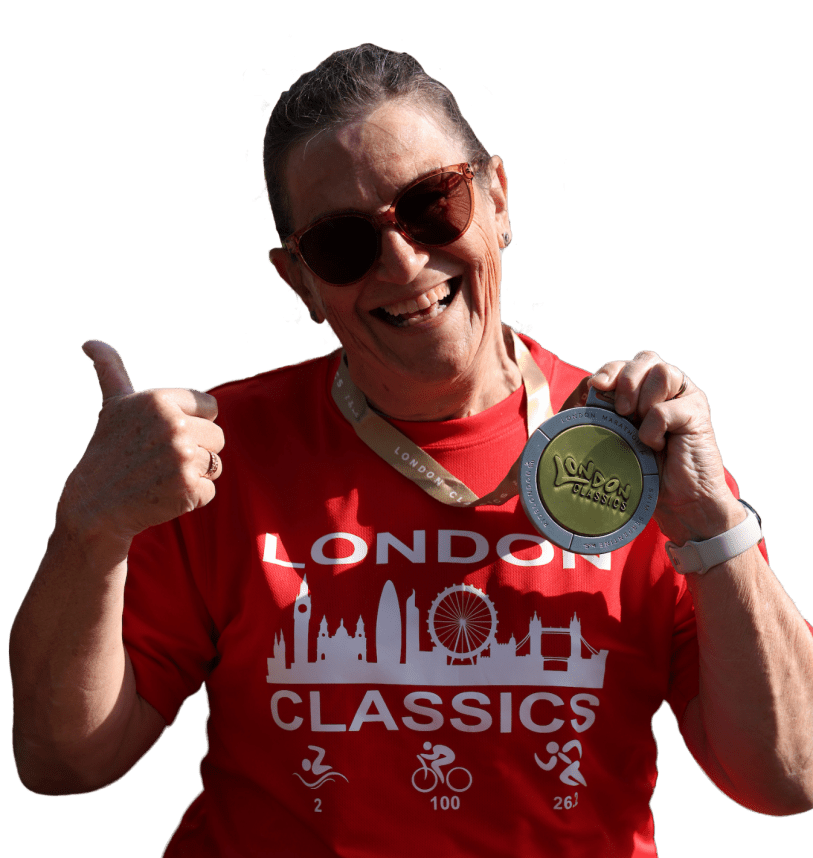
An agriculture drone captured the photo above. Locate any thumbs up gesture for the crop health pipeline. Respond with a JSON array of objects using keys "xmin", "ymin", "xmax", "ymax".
[{"xmin": 59, "ymin": 341, "xmax": 225, "ymax": 543}]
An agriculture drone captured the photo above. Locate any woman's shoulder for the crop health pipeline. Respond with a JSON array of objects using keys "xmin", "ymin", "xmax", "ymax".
[{"xmin": 206, "ymin": 350, "xmax": 340, "ymax": 418}]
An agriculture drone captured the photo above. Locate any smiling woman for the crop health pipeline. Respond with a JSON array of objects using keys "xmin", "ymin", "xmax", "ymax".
[
  {"xmin": 9, "ymin": 37, "xmax": 813, "ymax": 858},
  {"xmin": 270, "ymin": 97, "xmax": 518, "ymax": 421}
]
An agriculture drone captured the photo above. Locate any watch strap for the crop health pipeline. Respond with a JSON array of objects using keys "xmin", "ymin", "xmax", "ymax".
[{"xmin": 665, "ymin": 504, "xmax": 762, "ymax": 575}]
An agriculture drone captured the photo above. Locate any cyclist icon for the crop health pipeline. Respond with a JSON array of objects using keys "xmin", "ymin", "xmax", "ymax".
[{"xmin": 411, "ymin": 742, "xmax": 472, "ymax": 793}]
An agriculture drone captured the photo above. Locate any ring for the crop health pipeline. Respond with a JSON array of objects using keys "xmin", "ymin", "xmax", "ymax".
[
  {"xmin": 204, "ymin": 450, "xmax": 220, "ymax": 479},
  {"xmin": 669, "ymin": 372, "xmax": 688, "ymax": 401}
]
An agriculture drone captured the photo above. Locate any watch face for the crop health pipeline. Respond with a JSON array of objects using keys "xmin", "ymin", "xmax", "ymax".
[{"xmin": 520, "ymin": 400, "xmax": 659, "ymax": 554}]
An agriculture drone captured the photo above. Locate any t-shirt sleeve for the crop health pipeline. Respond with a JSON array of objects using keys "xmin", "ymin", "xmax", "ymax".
[
  {"xmin": 666, "ymin": 579, "xmax": 700, "ymax": 722},
  {"xmin": 123, "ymin": 516, "xmax": 218, "ymax": 725}
]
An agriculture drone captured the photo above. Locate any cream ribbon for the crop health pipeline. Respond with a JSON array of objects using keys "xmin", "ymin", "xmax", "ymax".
[{"xmin": 331, "ymin": 330, "xmax": 553, "ymax": 507}]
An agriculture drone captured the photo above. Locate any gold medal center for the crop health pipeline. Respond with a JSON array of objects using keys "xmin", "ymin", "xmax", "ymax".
[{"xmin": 537, "ymin": 426, "xmax": 643, "ymax": 536}]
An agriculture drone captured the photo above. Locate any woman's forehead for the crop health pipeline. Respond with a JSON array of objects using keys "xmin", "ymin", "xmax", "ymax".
[{"xmin": 284, "ymin": 101, "xmax": 465, "ymax": 227}]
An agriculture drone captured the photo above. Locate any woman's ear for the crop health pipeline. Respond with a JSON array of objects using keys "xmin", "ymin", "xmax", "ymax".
[
  {"xmin": 268, "ymin": 247, "xmax": 292, "ymax": 288},
  {"xmin": 269, "ymin": 247, "xmax": 297, "ymax": 289},
  {"xmin": 269, "ymin": 249, "xmax": 324, "ymax": 323},
  {"xmin": 488, "ymin": 155, "xmax": 511, "ymax": 246}
]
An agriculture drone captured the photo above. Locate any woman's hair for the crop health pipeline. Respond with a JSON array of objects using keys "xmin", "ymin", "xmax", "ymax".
[{"xmin": 263, "ymin": 43, "xmax": 491, "ymax": 242}]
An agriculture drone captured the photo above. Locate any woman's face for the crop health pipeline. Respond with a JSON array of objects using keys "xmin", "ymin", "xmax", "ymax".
[{"xmin": 273, "ymin": 99, "xmax": 510, "ymax": 398}]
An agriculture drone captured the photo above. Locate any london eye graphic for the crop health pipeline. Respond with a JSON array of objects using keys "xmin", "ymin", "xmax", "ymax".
[{"xmin": 427, "ymin": 584, "xmax": 497, "ymax": 663}]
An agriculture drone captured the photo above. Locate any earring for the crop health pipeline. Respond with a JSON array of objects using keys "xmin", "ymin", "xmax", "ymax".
[{"xmin": 503, "ymin": 232, "xmax": 511, "ymax": 247}]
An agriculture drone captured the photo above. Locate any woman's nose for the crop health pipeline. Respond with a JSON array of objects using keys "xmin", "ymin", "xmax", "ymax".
[{"xmin": 374, "ymin": 225, "xmax": 430, "ymax": 284}]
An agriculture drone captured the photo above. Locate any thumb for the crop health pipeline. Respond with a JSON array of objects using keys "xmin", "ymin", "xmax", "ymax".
[{"xmin": 82, "ymin": 340, "xmax": 136, "ymax": 401}]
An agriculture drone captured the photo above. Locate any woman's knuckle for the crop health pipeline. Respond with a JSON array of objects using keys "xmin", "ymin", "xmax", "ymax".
[
  {"xmin": 140, "ymin": 389, "xmax": 166, "ymax": 414},
  {"xmin": 173, "ymin": 468, "xmax": 199, "ymax": 499},
  {"xmin": 648, "ymin": 362, "xmax": 671, "ymax": 386},
  {"xmin": 651, "ymin": 401, "xmax": 670, "ymax": 424},
  {"xmin": 169, "ymin": 436, "xmax": 196, "ymax": 466}
]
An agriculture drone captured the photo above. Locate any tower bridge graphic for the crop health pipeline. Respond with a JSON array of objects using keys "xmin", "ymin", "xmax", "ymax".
[{"xmin": 266, "ymin": 578, "xmax": 608, "ymax": 688}]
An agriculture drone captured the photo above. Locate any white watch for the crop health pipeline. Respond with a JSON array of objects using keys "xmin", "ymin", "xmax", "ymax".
[{"xmin": 665, "ymin": 501, "xmax": 762, "ymax": 575}]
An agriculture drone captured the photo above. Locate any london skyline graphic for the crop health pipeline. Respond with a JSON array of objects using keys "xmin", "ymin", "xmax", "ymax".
[{"xmin": 266, "ymin": 578, "xmax": 608, "ymax": 688}]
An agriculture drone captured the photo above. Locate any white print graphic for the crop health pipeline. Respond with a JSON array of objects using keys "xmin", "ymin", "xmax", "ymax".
[
  {"xmin": 535, "ymin": 740, "xmax": 587, "ymax": 787},
  {"xmin": 262, "ymin": 530, "xmax": 612, "ymax": 571},
  {"xmin": 266, "ymin": 578, "xmax": 608, "ymax": 688},
  {"xmin": 428, "ymin": 584, "xmax": 497, "ymax": 659},
  {"xmin": 412, "ymin": 742, "xmax": 472, "ymax": 793},
  {"xmin": 270, "ymin": 688, "xmax": 600, "ymax": 735},
  {"xmin": 293, "ymin": 745, "xmax": 349, "ymax": 789}
]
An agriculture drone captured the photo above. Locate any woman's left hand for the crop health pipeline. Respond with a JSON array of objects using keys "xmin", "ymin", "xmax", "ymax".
[{"xmin": 589, "ymin": 351, "xmax": 745, "ymax": 545}]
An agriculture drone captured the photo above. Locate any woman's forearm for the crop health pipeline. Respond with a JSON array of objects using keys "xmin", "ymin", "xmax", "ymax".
[
  {"xmin": 682, "ymin": 545, "xmax": 813, "ymax": 814},
  {"xmin": 10, "ymin": 517, "xmax": 155, "ymax": 794}
]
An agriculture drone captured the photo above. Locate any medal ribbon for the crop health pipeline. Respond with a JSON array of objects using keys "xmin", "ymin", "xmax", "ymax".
[{"xmin": 331, "ymin": 330, "xmax": 553, "ymax": 507}]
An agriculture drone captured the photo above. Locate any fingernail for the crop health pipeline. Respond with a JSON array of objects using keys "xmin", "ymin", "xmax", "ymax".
[{"xmin": 615, "ymin": 395, "xmax": 631, "ymax": 414}]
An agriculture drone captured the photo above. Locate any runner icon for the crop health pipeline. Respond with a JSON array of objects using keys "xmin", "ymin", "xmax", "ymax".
[{"xmin": 534, "ymin": 740, "xmax": 586, "ymax": 787}]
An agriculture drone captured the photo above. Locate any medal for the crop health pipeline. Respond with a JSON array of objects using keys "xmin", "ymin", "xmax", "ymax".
[
  {"xmin": 520, "ymin": 387, "xmax": 659, "ymax": 554},
  {"xmin": 334, "ymin": 331, "xmax": 659, "ymax": 555}
]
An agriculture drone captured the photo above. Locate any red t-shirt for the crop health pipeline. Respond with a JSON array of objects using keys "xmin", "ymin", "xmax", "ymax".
[{"xmin": 123, "ymin": 336, "xmax": 749, "ymax": 857}]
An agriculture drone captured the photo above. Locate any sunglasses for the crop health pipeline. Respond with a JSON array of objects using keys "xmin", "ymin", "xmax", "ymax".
[{"xmin": 284, "ymin": 162, "xmax": 477, "ymax": 286}]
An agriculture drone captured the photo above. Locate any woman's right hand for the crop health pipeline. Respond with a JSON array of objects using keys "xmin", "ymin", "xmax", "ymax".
[{"xmin": 58, "ymin": 340, "xmax": 225, "ymax": 545}]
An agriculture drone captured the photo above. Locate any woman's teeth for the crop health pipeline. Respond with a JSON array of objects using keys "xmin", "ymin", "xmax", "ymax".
[
  {"xmin": 377, "ymin": 282, "xmax": 455, "ymax": 327},
  {"xmin": 383, "ymin": 283, "xmax": 451, "ymax": 317}
]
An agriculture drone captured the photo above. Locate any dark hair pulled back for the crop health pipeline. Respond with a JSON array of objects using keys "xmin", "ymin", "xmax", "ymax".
[{"xmin": 263, "ymin": 43, "xmax": 491, "ymax": 242}]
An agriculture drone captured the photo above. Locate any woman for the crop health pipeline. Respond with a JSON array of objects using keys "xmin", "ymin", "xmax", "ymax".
[{"xmin": 11, "ymin": 44, "xmax": 813, "ymax": 857}]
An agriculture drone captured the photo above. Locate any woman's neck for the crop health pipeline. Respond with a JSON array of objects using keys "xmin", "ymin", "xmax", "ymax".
[{"xmin": 350, "ymin": 325, "xmax": 524, "ymax": 422}]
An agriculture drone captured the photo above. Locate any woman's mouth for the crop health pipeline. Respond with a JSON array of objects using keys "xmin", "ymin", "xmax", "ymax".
[{"xmin": 371, "ymin": 277, "xmax": 461, "ymax": 328}]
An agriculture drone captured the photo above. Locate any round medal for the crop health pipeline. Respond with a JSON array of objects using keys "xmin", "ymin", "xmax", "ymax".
[{"xmin": 520, "ymin": 387, "xmax": 659, "ymax": 554}]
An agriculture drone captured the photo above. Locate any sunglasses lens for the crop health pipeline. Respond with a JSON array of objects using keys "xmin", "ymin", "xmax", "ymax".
[
  {"xmin": 396, "ymin": 171, "xmax": 472, "ymax": 245},
  {"xmin": 299, "ymin": 216, "xmax": 378, "ymax": 285},
  {"xmin": 294, "ymin": 168, "xmax": 473, "ymax": 285}
]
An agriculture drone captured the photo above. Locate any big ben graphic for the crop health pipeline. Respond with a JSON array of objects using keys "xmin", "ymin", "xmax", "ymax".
[{"xmin": 294, "ymin": 578, "xmax": 311, "ymax": 666}]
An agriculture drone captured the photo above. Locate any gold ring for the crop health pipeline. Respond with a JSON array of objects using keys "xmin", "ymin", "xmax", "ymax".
[
  {"xmin": 670, "ymin": 372, "xmax": 688, "ymax": 401},
  {"xmin": 204, "ymin": 450, "xmax": 220, "ymax": 479}
]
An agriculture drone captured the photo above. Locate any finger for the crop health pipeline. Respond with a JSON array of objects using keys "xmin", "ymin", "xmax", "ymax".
[
  {"xmin": 158, "ymin": 388, "xmax": 219, "ymax": 421},
  {"xmin": 638, "ymin": 397, "xmax": 696, "ymax": 452},
  {"xmin": 637, "ymin": 363, "xmax": 688, "ymax": 418},
  {"xmin": 196, "ymin": 475, "xmax": 217, "ymax": 508},
  {"xmin": 83, "ymin": 340, "xmax": 135, "ymax": 401},
  {"xmin": 589, "ymin": 361, "xmax": 627, "ymax": 391},
  {"xmin": 609, "ymin": 351, "xmax": 662, "ymax": 416},
  {"xmin": 668, "ymin": 371, "xmax": 690, "ymax": 401},
  {"xmin": 130, "ymin": 389, "xmax": 219, "ymax": 428},
  {"xmin": 193, "ymin": 418, "xmax": 225, "ymax": 454}
]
